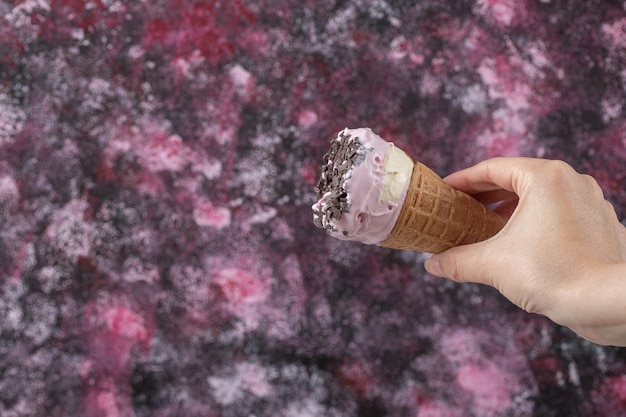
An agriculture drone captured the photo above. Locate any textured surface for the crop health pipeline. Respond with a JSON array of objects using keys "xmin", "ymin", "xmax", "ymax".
[
  {"xmin": 381, "ymin": 162, "xmax": 505, "ymax": 253},
  {"xmin": 1, "ymin": 1, "xmax": 626, "ymax": 417}
]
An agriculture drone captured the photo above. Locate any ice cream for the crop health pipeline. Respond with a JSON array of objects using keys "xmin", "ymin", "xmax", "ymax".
[
  {"xmin": 312, "ymin": 127, "xmax": 413, "ymax": 244},
  {"xmin": 312, "ymin": 128, "xmax": 506, "ymax": 253}
]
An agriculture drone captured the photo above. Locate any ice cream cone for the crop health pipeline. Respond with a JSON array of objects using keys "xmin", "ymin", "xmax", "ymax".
[
  {"xmin": 312, "ymin": 127, "xmax": 505, "ymax": 253},
  {"xmin": 379, "ymin": 161, "xmax": 505, "ymax": 253}
]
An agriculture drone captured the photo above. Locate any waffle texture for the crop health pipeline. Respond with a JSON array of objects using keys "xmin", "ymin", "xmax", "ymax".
[{"xmin": 380, "ymin": 162, "xmax": 506, "ymax": 253}]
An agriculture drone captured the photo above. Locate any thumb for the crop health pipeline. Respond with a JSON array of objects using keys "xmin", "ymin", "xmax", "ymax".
[{"xmin": 424, "ymin": 243, "xmax": 494, "ymax": 286}]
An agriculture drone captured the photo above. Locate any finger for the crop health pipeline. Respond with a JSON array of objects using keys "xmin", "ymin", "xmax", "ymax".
[
  {"xmin": 443, "ymin": 157, "xmax": 539, "ymax": 195},
  {"xmin": 425, "ymin": 240, "xmax": 495, "ymax": 287}
]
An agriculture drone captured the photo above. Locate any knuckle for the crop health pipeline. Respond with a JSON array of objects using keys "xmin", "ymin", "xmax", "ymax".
[
  {"xmin": 518, "ymin": 296, "xmax": 539, "ymax": 315},
  {"xmin": 516, "ymin": 281, "xmax": 547, "ymax": 316},
  {"xmin": 523, "ymin": 160, "xmax": 567, "ymax": 189},
  {"xmin": 603, "ymin": 199, "xmax": 617, "ymax": 216},
  {"xmin": 544, "ymin": 159, "xmax": 575, "ymax": 179},
  {"xmin": 580, "ymin": 174, "xmax": 605, "ymax": 198},
  {"xmin": 539, "ymin": 161, "xmax": 603, "ymax": 197}
]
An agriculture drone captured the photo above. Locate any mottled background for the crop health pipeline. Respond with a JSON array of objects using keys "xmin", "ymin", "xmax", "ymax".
[{"xmin": 1, "ymin": 1, "xmax": 626, "ymax": 416}]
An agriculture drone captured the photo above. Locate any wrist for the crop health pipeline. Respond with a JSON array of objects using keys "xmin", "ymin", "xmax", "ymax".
[{"xmin": 562, "ymin": 262, "xmax": 626, "ymax": 346}]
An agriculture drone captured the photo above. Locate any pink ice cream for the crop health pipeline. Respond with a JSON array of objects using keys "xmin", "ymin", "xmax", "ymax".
[{"xmin": 312, "ymin": 128, "xmax": 414, "ymax": 244}]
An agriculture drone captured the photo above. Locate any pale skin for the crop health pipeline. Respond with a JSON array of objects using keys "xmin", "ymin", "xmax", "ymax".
[{"xmin": 424, "ymin": 157, "xmax": 626, "ymax": 346}]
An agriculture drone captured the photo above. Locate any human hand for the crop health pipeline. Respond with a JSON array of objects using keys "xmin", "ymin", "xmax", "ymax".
[{"xmin": 424, "ymin": 157, "xmax": 626, "ymax": 346}]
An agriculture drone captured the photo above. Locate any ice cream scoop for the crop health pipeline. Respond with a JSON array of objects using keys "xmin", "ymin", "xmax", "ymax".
[{"xmin": 312, "ymin": 127, "xmax": 412, "ymax": 244}]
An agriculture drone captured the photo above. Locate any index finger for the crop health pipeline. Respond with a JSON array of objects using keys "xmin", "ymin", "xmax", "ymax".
[{"xmin": 442, "ymin": 157, "xmax": 538, "ymax": 195}]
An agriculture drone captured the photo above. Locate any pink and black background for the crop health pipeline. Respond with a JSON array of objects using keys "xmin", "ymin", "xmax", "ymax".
[{"xmin": 1, "ymin": 1, "xmax": 626, "ymax": 416}]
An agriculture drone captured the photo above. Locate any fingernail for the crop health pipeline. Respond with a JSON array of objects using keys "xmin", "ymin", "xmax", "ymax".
[{"xmin": 425, "ymin": 257, "xmax": 443, "ymax": 277}]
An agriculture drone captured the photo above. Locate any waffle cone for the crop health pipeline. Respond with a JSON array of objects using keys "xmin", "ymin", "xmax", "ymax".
[{"xmin": 379, "ymin": 162, "xmax": 505, "ymax": 253}]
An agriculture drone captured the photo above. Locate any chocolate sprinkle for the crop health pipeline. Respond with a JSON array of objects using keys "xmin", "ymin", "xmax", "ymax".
[{"xmin": 312, "ymin": 130, "xmax": 365, "ymax": 232}]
